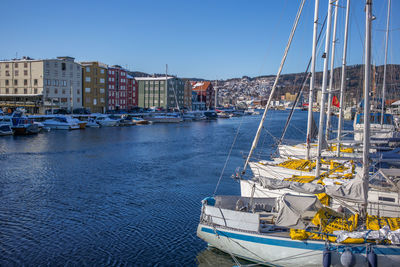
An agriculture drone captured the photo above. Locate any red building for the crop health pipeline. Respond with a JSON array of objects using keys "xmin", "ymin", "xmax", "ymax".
[
  {"xmin": 127, "ymin": 75, "xmax": 138, "ymax": 110},
  {"xmin": 190, "ymin": 81, "xmax": 215, "ymax": 109},
  {"xmin": 107, "ymin": 65, "xmax": 128, "ymax": 111}
]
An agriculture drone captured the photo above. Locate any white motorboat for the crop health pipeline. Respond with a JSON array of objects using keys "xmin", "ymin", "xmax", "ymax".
[
  {"xmin": 43, "ymin": 116, "xmax": 80, "ymax": 130},
  {"xmin": 95, "ymin": 115, "xmax": 119, "ymax": 127},
  {"xmin": 85, "ymin": 118, "xmax": 100, "ymax": 128},
  {"xmin": 183, "ymin": 111, "xmax": 207, "ymax": 121},
  {"xmin": 143, "ymin": 113, "xmax": 183, "ymax": 123},
  {"xmin": 0, "ymin": 116, "xmax": 13, "ymax": 136},
  {"xmin": 0, "ymin": 120, "xmax": 13, "ymax": 136}
]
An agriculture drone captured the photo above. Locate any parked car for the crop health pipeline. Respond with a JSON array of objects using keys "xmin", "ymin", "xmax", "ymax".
[
  {"xmin": 73, "ymin": 108, "xmax": 91, "ymax": 114},
  {"xmin": 45, "ymin": 108, "xmax": 71, "ymax": 115}
]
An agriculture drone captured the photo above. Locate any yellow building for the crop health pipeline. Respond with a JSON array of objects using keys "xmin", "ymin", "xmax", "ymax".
[
  {"xmin": 81, "ymin": 62, "xmax": 108, "ymax": 113},
  {"xmin": 285, "ymin": 92, "xmax": 297, "ymax": 101}
]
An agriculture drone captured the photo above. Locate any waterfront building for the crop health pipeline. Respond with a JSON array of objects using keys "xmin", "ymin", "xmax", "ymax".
[
  {"xmin": 107, "ymin": 65, "xmax": 128, "ymax": 111},
  {"xmin": 183, "ymin": 81, "xmax": 192, "ymax": 110},
  {"xmin": 136, "ymin": 77, "xmax": 185, "ymax": 110},
  {"xmin": 81, "ymin": 61, "xmax": 108, "ymax": 113},
  {"xmin": 0, "ymin": 56, "xmax": 82, "ymax": 114},
  {"xmin": 192, "ymin": 91, "xmax": 205, "ymax": 110},
  {"xmin": 190, "ymin": 81, "xmax": 215, "ymax": 110},
  {"xmin": 127, "ymin": 75, "xmax": 138, "ymax": 110}
]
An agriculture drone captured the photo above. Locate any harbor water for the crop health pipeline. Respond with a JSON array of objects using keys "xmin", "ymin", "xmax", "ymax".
[{"xmin": 0, "ymin": 111, "xmax": 346, "ymax": 266}]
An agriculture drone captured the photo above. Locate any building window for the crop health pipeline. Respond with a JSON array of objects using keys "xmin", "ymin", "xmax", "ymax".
[
  {"xmin": 86, "ymin": 67, "xmax": 90, "ymax": 72},
  {"xmin": 15, "ymin": 70, "xmax": 19, "ymax": 76},
  {"xmin": 5, "ymin": 88, "xmax": 9, "ymax": 94},
  {"xmin": 62, "ymin": 89, "xmax": 65, "ymax": 94},
  {"xmin": 77, "ymin": 89, "xmax": 80, "ymax": 94},
  {"xmin": 100, "ymin": 78, "xmax": 105, "ymax": 83},
  {"xmin": 14, "ymin": 88, "xmax": 18, "ymax": 94},
  {"xmin": 100, "ymin": 69, "xmax": 104, "ymax": 74},
  {"xmin": 5, "ymin": 80, "xmax": 9, "ymax": 86},
  {"xmin": 24, "ymin": 79, "xmax": 28, "ymax": 85},
  {"xmin": 100, "ymin": 88, "xmax": 105, "ymax": 94},
  {"xmin": 24, "ymin": 88, "xmax": 27, "ymax": 94},
  {"xmin": 85, "ymin": 88, "xmax": 91, "ymax": 93},
  {"xmin": 34, "ymin": 88, "xmax": 37, "ymax": 94},
  {"xmin": 14, "ymin": 63, "xmax": 18, "ymax": 68},
  {"xmin": 5, "ymin": 70, "xmax": 9, "ymax": 76},
  {"xmin": 86, "ymin": 97, "xmax": 91, "ymax": 103},
  {"xmin": 85, "ymin": 77, "xmax": 91, "ymax": 82},
  {"xmin": 100, "ymin": 98, "xmax": 104, "ymax": 103},
  {"xmin": 33, "ymin": 79, "xmax": 38, "ymax": 85},
  {"xmin": 46, "ymin": 88, "xmax": 49, "ymax": 95},
  {"xmin": 93, "ymin": 98, "xmax": 97, "ymax": 105},
  {"xmin": 77, "ymin": 97, "xmax": 80, "ymax": 102},
  {"xmin": 23, "ymin": 70, "xmax": 28, "ymax": 75},
  {"xmin": 14, "ymin": 80, "xmax": 18, "ymax": 85},
  {"xmin": 55, "ymin": 89, "xmax": 58, "ymax": 94},
  {"xmin": 5, "ymin": 63, "xmax": 9, "ymax": 68},
  {"xmin": 61, "ymin": 63, "xmax": 66, "ymax": 70},
  {"xmin": 24, "ymin": 62, "xmax": 28, "ymax": 68}
]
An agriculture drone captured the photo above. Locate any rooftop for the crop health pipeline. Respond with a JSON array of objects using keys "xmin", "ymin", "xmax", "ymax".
[{"xmin": 135, "ymin": 76, "xmax": 175, "ymax": 81}]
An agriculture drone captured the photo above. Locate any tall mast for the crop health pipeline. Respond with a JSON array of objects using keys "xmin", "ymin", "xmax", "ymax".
[
  {"xmin": 325, "ymin": 0, "xmax": 339, "ymax": 141},
  {"xmin": 380, "ymin": 0, "xmax": 391, "ymax": 126},
  {"xmin": 166, "ymin": 64, "xmax": 168, "ymax": 110},
  {"xmin": 306, "ymin": 0, "xmax": 320, "ymax": 160},
  {"xmin": 214, "ymin": 80, "xmax": 218, "ymax": 110},
  {"xmin": 243, "ymin": 0, "xmax": 306, "ymax": 173},
  {"xmin": 362, "ymin": 0, "xmax": 372, "ymax": 217},
  {"xmin": 337, "ymin": 0, "xmax": 351, "ymax": 157},
  {"xmin": 316, "ymin": 0, "xmax": 334, "ymax": 177}
]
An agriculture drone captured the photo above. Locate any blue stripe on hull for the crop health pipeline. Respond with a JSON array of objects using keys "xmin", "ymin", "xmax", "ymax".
[{"xmin": 201, "ymin": 226, "xmax": 400, "ymax": 256}]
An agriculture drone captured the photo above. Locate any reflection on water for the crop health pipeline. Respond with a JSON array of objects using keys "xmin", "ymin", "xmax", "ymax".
[
  {"xmin": 197, "ymin": 247, "xmax": 236, "ymax": 266},
  {"xmin": 0, "ymin": 112, "xmax": 349, "ymax": 266}
]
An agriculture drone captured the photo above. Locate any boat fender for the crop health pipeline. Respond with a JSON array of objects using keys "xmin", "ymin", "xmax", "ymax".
[
  {"xmin": 340, "ymin": 248, "xmax": 355, "ymax": 267},
  {"xmin": 323, "ymin": 248, "xmax": 331, "ymax": 267},
  {"xmin": 202, "ymin": 197, "xmax": 215, "ymax": 206},
  {"xmin": 367, "ymin": 246, "xmax": 377, "ymax": 267}
]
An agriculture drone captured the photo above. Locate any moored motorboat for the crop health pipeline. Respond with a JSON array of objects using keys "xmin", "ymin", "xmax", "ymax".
[
  {"xmin": 85, "ymin": 118, "xmax": 100, "ymax": 128},
  {"xmin": 10, "ymin": 111, "xmax": 39, "ymax": 135},
  {"xmin": 43, "ymin": 116, "xmax": 80, "ymax": 130},
  {"xmin": 95, "ymin": 115, "xmax": 119, "ymax": 127},
  {"xmin": 143, "ymin": 113, "xmax": 183, "ymax": 123},
  {"xmin": 0, "ymin": 123, "xmax": 13, "ymax": 136}
]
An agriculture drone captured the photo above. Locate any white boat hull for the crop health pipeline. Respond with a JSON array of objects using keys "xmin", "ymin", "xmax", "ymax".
[
  {"xmin": 43, "ymin": 123, "xmax": 79, "ymax": 130},
  {"xmin": 143, "ymin": 116, "xmax": 183, "ymax": 123},
  {"xmin": 97, "ymin": 121, "xmax": 117, "ymax": 127},
  {"xmin": 198, "ymin": 223, "xmax": 400, "ymax": 266}
]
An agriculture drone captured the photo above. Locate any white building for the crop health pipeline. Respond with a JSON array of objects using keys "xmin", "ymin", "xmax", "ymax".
[{"xmin": 0, "ymin": 56, "xmax": 82, "ymax": 113}]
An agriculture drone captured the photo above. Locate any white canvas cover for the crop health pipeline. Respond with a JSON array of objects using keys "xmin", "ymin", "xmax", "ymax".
[
  {"xmin": 203, "ymin": 205, "xmax": 260, "ymax": 232},
  {"xmin": 258, "ymin": 177, "xmax": 325, "ymax": 194},
  {"xmin": 325, "ymin": 177, "xmax": 367, "ymax": 203},
  {"xmin": 275, "ymin": 194, "xmax": 322, "ymax": 229}
]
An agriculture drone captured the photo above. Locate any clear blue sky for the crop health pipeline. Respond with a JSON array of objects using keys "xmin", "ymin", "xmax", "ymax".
[{"xmin": 0, "ymin": 0, "xmax": 398, "ymax": 79}]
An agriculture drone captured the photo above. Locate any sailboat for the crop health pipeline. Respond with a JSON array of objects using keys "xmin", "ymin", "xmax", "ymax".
[{"xmin": 197, "ymin": 0, "xmax": 400, "ymax": 265}]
